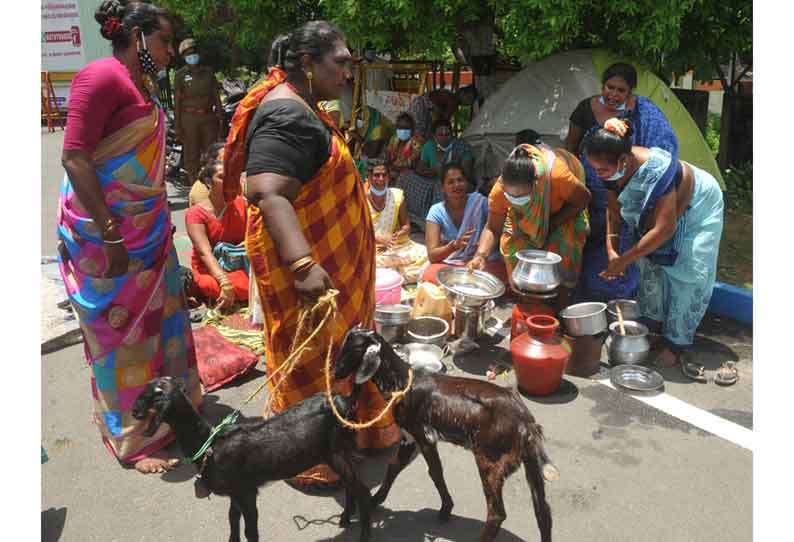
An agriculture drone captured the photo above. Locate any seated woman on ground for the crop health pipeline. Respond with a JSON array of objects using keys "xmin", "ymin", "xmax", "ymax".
[
  {"xmin": 366, "ymin": 159, "xmax": 427, "ymax": 282},
  {"xmin": 402, "ymin": 118, "xmax": 475, "ymax": 226},
  {"xmin": 469, "ymin": 143, "xmax": 591, "ymax": 310},
  {"xmin": 385, "ymin": 112, "xmax": 423, "ymax": 184},
  {"xmin": 185, "ymin": 156, "xmax": 249, "ymax": 311},
  {"xmin": 422, "ymin": 163, "xmax": 507, "ymax": 285},
  {"xmin": 188, "ymin": 141, "xmax": 225, "ymax": 206}
]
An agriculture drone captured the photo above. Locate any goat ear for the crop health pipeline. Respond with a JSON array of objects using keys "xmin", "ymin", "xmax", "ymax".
[{"xmin": 354, "ymin": 342, "xmax": 382, "ymax": 384}]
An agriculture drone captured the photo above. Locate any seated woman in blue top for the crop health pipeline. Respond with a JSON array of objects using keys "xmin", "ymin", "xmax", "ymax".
[{"xmin": 421, "ymin": 163, "xmax": 507, "ymax": 285}]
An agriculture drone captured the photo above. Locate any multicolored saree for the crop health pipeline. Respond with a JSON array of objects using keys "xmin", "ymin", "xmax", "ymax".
[
  {"xmin": 57, "ymin": 104, "xmax": 202, "ymax": 464},
  {"xmin": 500, "ymin": 145, "xmax": 590, "ymax": 287}
]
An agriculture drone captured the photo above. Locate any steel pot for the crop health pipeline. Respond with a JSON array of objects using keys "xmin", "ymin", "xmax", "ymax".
[
  {"xmin": 559, "ymin": 302, "xmax": 608, "ymax": 336},
  {"xmin": 436, "ymin": 267, "xmax": 505, "ymax": 308},
  {"xmin": 407, "ymin": 316, "xmax": 449, "ymax": 347},
  {"xmin": 374, "ymin": 304, "xmax": 412, "ymax": 343},
  {"xmin": 606, "ymin": 299, "xmax": 641, "ymax": 324},
  {"xmin": 607, "ymin": 320, "xmax": 650, "ymax": 365},
  {"xmin": 510, "ymin": 250, "xmax": 562, "ymax": 293}
]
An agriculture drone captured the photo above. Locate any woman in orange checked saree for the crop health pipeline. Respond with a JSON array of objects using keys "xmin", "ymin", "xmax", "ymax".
[
  {"xmin": 58, "ymin": 1, "xmax": 201, "ymax": 474},
  {"xmin": 224, "ymin": 23, "xmax": 400, "ymax": 489}
]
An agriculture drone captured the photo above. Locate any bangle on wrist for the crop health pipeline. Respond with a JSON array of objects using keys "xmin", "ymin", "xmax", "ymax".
[
  {"xmin": 607, "ymin": 233, "xmax": 619, "ymax": 238},
  {"xmin": 289, "ymin": 256, "xmax": 315, "ymax": 274},
  {"xmin": 102, "ymin": 237, "xmax": 125, "ymax": 245}
]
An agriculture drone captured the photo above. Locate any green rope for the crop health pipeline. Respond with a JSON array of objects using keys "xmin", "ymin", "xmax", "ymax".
[{"xmin": 190, "ymin": 411, "xmax": 240, "ymax": 464}]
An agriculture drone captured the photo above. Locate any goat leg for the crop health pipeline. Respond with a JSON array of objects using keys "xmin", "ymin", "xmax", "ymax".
[
  {"xmin": 372, "ymin": 438, "xmax": 417, "ymax": 506},
  {"xmin": 329, "ymin": 453, "xmax": 372, "ymax": 542},
  {"xmin": 240, "ymin": 490, "xmax": 259, "ymax": 542},
  {"xmin": 475, "ymin": 456, "xmax": 509, "ymax": 542},
  {"xmin": 228, "ymin": 497, "xmax": 243, "ymax": 542},
  {"xmin": 417, "ymin": 440, "xmax": 454, "ymax": 522}
]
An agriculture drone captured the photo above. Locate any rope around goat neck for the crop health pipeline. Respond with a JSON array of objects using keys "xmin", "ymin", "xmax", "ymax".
[{"xmin": 323, "ymin": 330, "xmax": 414, "ymax": 430}]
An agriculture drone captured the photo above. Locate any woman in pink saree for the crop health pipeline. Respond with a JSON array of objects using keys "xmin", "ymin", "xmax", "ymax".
[{"xmin": 58, "ymin": 1, "xmax": 201, "ymax": 473}]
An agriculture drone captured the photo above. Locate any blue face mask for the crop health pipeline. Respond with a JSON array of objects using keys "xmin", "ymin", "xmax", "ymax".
[
  {"xmin": 396, "ymin": 129, "xmax": 412, "ymax": 141},
  {"xmin": 185, "ymin": 53, "xmax": 200, "ymax": 66},
  {"xmin": 370, "ymin": 185, "xmax": 388, "ymax": 197},
  {"xmin": 504, "ymin": 191, "xmax": 531, "ymax": 207},
  {"xmin": 603, "ymin": 161, "xmax": 626, "ymax": 182},
  {"xmin": 599, "ymin": 95, "xmax": 626, "ymax": 111}
]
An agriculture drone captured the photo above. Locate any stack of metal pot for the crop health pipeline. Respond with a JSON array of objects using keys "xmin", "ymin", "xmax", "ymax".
[{"xmin": 558, "ymin": 302, "xmax": 608, "ymax": 376}]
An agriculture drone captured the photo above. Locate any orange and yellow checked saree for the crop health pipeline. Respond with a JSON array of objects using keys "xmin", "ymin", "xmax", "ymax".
[{"xmin": 224, "ymin": 69, "xmax": 400, "ymax": 487}]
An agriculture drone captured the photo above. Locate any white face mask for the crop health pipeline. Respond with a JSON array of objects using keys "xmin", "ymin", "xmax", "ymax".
[
  {"xmin": 396, "ymin": 128, "xmax": 412, "ymax": 141},
  {"xmin": 356, "ymin": 118, "xmax": 364, "ymax": 129},
  {"xmin": 185, "ymin": 53, "xmax": 200, "ymax": 66},
  {"xmin": 599, "ymin": 95, "xmax": 626, "ymax": 111},
  {"xmin": 504, "ymin": 191, "xmax": 531, "ymax": 207}
]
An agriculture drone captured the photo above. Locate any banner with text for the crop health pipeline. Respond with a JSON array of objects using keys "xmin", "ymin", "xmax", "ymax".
[{"xmin": 42, "ymin": 1, "xmax": 85, "ymax": 73}]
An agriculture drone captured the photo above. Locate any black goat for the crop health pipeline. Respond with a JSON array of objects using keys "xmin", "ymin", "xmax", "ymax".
[
  {"xmin": 132, "ymin": 372, "xmax": 381, "ymax": 542},
  {"xmin": 335, "ymin": 329, "xmax": 560, "ymax": 542}
]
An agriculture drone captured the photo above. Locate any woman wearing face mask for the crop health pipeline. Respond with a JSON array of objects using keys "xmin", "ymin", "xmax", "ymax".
[
  {"xmin": 585, "ymin": 119, "xmax": 724, "ymax": 369},
  {"xmin": 224, "ymin": 23, "xmax": 400, "ymax": 488},
  {"xmin": 174, "ymin": 38, "xmax": 224, "ymax": 182},
  {"xmin": 385, "ymin": 112, "xmax": 423, "ymax": 183},
  {"xmin": 366, "ymin": 159, "xmax": 427, "ymax": 281},
  {"xmin": 421, "ymin": 163, "xmax": 506, "ymax": 285},
  {"xmin": 565, "ymin": 62, "xmax": 678, "ymax": 303},
  {"xmin": 58, "ymin": 0, "xmax": 201, "ymax": 474},
  {"xmin": 469, "ymin": 144, "xmax": 591, "ymax": 310},
  {"xmin": 402, "ymin": 119, "xmax": 474, "ymax": 225}
]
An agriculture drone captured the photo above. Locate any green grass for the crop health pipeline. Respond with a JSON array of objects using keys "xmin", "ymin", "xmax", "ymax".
[{"xmin": 717, "ymin": 209, "xmax": 752, "ymax": 290}]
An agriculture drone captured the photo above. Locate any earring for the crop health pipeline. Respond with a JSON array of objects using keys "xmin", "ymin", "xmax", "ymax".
[{"xmin": 306, "ymin": 71, "xmax": 313, "ymax": 95}]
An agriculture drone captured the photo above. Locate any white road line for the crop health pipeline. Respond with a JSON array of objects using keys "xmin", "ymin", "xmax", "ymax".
[{"xmin": 597, "ymin": 378, "xmax": 754, "ymax": 451}]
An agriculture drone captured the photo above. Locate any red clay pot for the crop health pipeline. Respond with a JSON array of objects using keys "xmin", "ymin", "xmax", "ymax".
[
  {"xmin": 510, "ymin": 315, "xmax": 571, "ymax": 395},
  {"xmin": 511, "ymin": 303, "xmax": 557, "ymax": 340}
]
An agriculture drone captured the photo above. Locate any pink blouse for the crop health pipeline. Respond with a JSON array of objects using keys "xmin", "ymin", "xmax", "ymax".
[{"xmin": 63, "ymin": 57, "xmax": 154, "ymax": 154}]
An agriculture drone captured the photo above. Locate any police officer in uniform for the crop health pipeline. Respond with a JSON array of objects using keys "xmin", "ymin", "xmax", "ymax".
[{"xmin": 174, "ymin": 39, "xmax": 224, "ymax": 182}]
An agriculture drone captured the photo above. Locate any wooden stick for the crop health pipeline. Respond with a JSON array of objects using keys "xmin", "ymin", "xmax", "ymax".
[{"xmin": 616, "ymin": 303, "xmax": 626, "ymax": 336}]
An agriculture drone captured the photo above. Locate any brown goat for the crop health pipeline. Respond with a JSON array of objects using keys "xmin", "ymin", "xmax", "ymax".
[{"xmin": 335, "ymin": 329, "xmax": 560, "ymax": 542}]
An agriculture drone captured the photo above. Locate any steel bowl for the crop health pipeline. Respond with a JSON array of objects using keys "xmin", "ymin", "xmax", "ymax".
[
  {"xmin": 559, "ymin": 302, "xmax": 608, "ymax": 336},
  {"xmin": 607, "ymin": 320, "xmax": 651, "ymax": 365},
  {"xmin": 436, "ymin": 267, "xmax": 505, "ymax": 308},
  {"xmin": 406, "ymin": 316, "xmax": 450, "ymax": 347},
  {"xmin": 402, "ymin": 343, "xmax": 445, "ymax": 373},
  {"xmin": 511, "ymin": 250, "xmax": 562, "ymax": 293},
  {"xmin": 606, "ymin": 299, "xmax": 641, "ymax": 324},
  {"xmin": 374, "ymin": 304, "xmax": 412, "ymax": 343}
]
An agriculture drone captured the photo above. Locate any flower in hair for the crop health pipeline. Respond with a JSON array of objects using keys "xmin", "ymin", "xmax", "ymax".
[
  {"xmin": 604, "ymin": 118, "xmax": 629, "ymax": 137},
  {"xmin": 101, "ymin": 16, "xmax": 123, "ymax": 39}
]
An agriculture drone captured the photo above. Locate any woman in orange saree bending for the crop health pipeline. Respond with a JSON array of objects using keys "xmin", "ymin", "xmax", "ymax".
[{"xmin": 224, "ymin": 23, "xmax": 400, "ymax": 488}]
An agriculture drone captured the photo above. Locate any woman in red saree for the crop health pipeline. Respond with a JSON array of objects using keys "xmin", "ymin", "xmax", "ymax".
[
  {"xmin": 224, "ymin": 23, "xmax": 400, "ymax": 488},
  {"xmin": 58, "ymin": 2, "xmax": 201, "ymax": 474}
]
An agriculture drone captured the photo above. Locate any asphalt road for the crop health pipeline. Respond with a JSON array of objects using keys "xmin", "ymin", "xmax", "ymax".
[{"xmin": 41, "ymin": 129, "xmax": 753, "ymax": 542}]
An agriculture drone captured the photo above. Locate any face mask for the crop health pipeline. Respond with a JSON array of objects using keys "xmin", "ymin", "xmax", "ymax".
[
  {"xmin": 396, "ymin": 129, "xmax": 412, "ymax": 141},
  {"xmin": 599, "ymin": 95, "xmax": 626, "ymax": 111},
  {"xmin": 185, "ymin": 53, "xmax": 200, "ymax": 65},
  {"xmin": 356, "ymin": 118, "xmax": 364, "ymax": 129},
  {"xmin": 137, "ymin": 34, "xmax": 159, "ymax": 76},
  {"xmin": 370, "ymin": 185, "xmax": 388, "ymax": 197},
  {"xmin": 603, "ymin": 160, "xmax": 627, "ymax": 182},
  {"xmin": 504, "ymin": 191, "xmax": 531, "ymax": 207}
]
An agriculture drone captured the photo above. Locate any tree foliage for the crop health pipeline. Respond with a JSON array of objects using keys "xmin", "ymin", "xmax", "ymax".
[{"xmin": 158, "ymin": 0, "xmax": 751, "ymax": 83}]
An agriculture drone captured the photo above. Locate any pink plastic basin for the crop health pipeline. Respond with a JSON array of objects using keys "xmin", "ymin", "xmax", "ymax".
[{"xmin": 375, "ymin": 268, "xmax": 404, "ymax": 305}]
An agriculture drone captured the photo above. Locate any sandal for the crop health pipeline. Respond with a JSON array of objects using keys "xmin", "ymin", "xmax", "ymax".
[
  {"xmin": 715, "ymin": 361, "xmax": 739, "ymax": 386},
  {"xmin": 681, "ymin": 361, "xmax": 707, "ymax": 383}
]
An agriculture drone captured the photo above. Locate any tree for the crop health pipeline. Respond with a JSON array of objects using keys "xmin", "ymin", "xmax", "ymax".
[
  {"xmin": 159, "ymin": 0, "xmax": 326, "ymax": 72},
  {"xmin": 321, "ymin": 0, "xmax": 750, "ymax": 96}
]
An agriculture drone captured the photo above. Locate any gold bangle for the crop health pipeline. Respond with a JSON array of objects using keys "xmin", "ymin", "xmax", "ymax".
[
  {"xmin": 607, "ymin": 233, "xmax": 619, "ymax": 238},
  {"xmin": 288, "ymin": 256, "xmax": 314, "ymax": 273}
]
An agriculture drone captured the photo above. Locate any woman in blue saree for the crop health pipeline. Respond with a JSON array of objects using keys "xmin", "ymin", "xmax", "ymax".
[
  {"xmin": 566, "ymin": 63, "xmax": 678, "ymax": 302},
  {"xmin": 585, "ymin": 119, "xmax": 723, "ymax": 368}
]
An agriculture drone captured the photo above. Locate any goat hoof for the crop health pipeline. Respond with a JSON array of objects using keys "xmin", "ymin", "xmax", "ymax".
[{"xmin": 371, "ymin": 491, "xmax": 386, "ymax": 507}]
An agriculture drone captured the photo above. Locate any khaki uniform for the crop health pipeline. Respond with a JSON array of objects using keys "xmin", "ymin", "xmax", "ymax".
[{"xmin": 175, "ymin": 65, "xmax": 221, "ymax": 181}]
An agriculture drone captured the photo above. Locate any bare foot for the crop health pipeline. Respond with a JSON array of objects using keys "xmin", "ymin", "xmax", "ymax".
[
  {"xmin": 134, "ymin": 454, "xmax": 180, "ymax": 474},
  {"xmin": 654, "ymin": 348, "xmax": 678, "ymax": 368}
]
